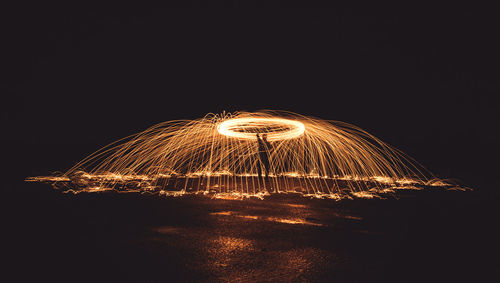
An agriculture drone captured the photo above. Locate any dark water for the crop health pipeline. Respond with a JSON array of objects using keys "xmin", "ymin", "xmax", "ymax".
[{"xmin": 3, "ymin": 183, "xmax": 494, "ymax": 282}]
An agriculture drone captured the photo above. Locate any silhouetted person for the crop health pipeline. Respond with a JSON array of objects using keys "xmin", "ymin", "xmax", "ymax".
[{"xmin": 256, "ymin": 133, "xmax": 272, "ymax": 192}]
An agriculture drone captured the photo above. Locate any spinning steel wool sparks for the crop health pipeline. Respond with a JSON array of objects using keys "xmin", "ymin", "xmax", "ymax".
[
  {"xmin": 217, "ymin": 117, "xmax": 305, "ymax": 141},
  {"xmin": 27, "ymin": 110, "xmax": 464, "ymax": 198}
]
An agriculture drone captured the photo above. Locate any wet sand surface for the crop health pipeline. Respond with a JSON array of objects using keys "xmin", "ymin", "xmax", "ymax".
[{"xmin": 3, "ymin": 183, "xmax": 494, "ymax": 282}]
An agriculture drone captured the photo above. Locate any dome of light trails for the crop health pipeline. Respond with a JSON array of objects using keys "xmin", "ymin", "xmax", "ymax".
[{"xmin": 28, "ymin": 110, "xmax": 456, "ymax": 199}]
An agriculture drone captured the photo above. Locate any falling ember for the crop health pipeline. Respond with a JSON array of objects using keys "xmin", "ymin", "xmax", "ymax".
[{"xmin": 27, "ymin": 110, "xmax": 467, "ymax": 198}]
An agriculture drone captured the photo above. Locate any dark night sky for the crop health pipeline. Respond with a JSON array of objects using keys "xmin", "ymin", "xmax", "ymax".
[{"xmin": 2, "ymin": 2, "xmax": 499, "ymax": 193}]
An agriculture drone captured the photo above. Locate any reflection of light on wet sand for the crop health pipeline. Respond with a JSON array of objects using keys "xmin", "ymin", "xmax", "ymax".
[
  {"xmin": 205, "ymin": 238, "xmax": 334, "ymax": 282},
  {"xmin": 207, "ymin": 236, "xmax": 254, "ymax": 268},
  {"xmin": 239, "ymin": 215, "xmax": 260, "ymax": 220},
  {"xmin": 267, "ymin": 217, "xmax": 324, "ymax": 226},
  {"xmin": 213, "ymin": 236, "xmax": 253, "ymax": 253},
  {"xmin": 244, "ymin": 247, "xmax": 334, "ymax": 282},
  {"xmin": 343, "ymin": 215, "xmax": 363, "ymax": 220},
  {"xmin": 283, "ymin": 203, "xmax": 308, "ymax": 208},
  {"xmin": 210, "ymin": 211, "xmax": 232, "ymax": 216},
  {"xmin": 281, "ymin": 248, "xmax": 313, "ymax": 274},
  {"xmin": 210, "ymin": 211, "xmax": 324, "ymax": 226},
  {"xmin": 153, "ymin": 226, "xmax": 183, "ymax": 234}
]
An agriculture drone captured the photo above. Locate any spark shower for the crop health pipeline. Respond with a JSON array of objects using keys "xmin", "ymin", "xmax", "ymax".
[{"xmin": 27, "ymin": 110, "xmax": 463, "ymax": 199}]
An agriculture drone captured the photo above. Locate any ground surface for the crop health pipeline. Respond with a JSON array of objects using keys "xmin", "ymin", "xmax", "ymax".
[{"xmin": 2, "ymin": 183, "xmax": 495, "ymax": 282}]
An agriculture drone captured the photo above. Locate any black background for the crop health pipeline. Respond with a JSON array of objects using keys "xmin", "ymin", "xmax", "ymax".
[
  {"xmin": 1, "ymin": 2, "xmax": 499, "ymax": 282},
  {"xmin": 2, "ymin": 1, "xmax": 499, "ymax": 193}
]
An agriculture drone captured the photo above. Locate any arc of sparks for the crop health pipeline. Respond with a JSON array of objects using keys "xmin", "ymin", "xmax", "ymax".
[{"xmin": 27, "ymin": 110, "xmax": 463, "ymax": 198}]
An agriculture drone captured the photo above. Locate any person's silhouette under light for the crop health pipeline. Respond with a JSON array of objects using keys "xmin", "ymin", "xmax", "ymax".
[{"xmin": 256, "ymin": 133, "xmax": 272, "ymax": 192}]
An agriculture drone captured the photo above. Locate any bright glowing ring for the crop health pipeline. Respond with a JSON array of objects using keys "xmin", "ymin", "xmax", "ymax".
[{"xmin": 218, "ymin": 117, "xmax": 305, "ymax": 141}]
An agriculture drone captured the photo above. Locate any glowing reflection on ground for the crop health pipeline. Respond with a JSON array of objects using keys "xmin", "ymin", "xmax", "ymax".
[{"xmin": 210, "ymin": 210, "xmax": 325, "ymax": 226}]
